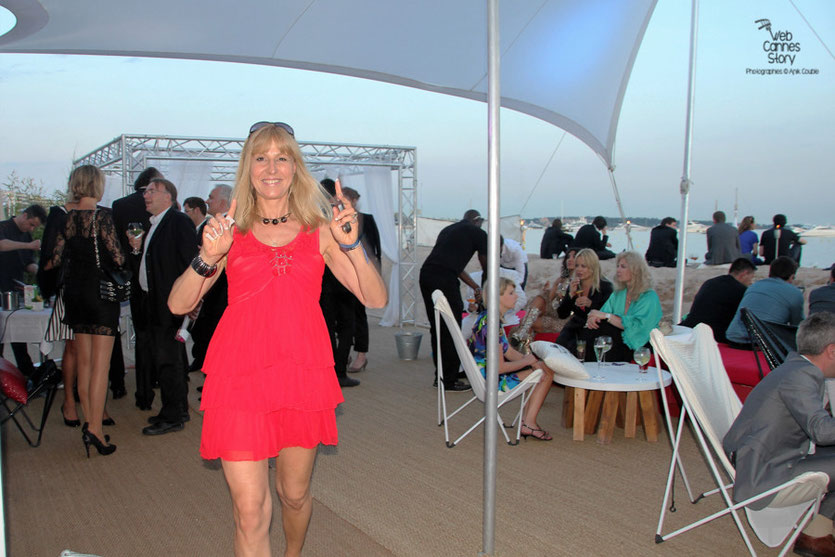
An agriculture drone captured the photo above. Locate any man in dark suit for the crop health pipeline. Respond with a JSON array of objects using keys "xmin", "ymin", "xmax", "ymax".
[
  {"xmin": 129, "ymin": 178, "xmax": 198, "ymax": 435},
  {"xmin": 188, "ymin": 185, "xmax": 231, "ymax": 373},
  {"xmin": 341, "ymin": 187, "xmax": 381, "ymax": 374},
  {"xmin": 723, "ymin": 312, "xmax": 835, "ymax": 556},
  {"xmin": 645, "ymin": 217, "xmax": 678, "ymax": 268},
  {"xmin": 680, "ymin": 258, "xmax": 755, "ymax": 343},
  {"xmin": 419, "ymin": 209, "xmax": 487, "ymax": 391},
  {"xmin": 112, "ymin": 167, "xmax": 162, "ymax": 407},
  {"xmin": 573, "ymin": 216, "xmax": 615, "ymax": 260},
  {"xmin": 539, "ymin": 218, "xmax": 573, "ymax": 260},
  {"xmin": 705, "ymin": 210, "xmax": 740, "ymax": 265}
]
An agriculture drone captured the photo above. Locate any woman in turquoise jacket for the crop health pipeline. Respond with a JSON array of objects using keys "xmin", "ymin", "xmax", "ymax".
[{"xmin": 584, "ymin": 251, "xmax": 663, "ymax": 362}]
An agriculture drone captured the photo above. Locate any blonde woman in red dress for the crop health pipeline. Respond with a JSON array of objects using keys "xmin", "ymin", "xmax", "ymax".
[{"xmin": 169, "ymin": 122, "xmax": 386, "ymax": 557}]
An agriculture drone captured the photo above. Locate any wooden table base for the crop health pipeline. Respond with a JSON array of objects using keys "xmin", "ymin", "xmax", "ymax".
[{"xmin": 562, "ymin": 386, "xmax": 662, "ymax": 443}]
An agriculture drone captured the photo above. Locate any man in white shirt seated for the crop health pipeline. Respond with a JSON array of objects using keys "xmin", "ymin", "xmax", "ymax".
[{"xmin": 500, "ymin": 236, "xmax": 529, "ymax": 289}]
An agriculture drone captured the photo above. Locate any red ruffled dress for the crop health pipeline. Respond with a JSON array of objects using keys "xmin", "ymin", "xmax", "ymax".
[{"xmin": 200, "ymin": 226, "xmax": 343, "ymax": 461}]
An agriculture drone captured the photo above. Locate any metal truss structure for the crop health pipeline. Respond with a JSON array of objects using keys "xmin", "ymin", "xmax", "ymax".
[{"xmin": 74, "ymin": 134, "xmax": 418, "ymax": 325}]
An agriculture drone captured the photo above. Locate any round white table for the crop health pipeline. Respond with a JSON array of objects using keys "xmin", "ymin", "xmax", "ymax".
[{"xmin": 553, "ymin": 362, "xmax": 672, "ymax": 443}]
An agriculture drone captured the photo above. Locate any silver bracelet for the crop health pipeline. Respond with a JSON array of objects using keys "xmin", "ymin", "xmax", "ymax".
[{"xmin": 190, "ymin": 255, "xmax": 218, "ymax": 278}]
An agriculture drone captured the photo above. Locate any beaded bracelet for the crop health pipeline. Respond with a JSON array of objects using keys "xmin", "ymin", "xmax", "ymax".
[
  {"xmin": 338, "ymin": 238, "xmax": 362, "ymax": 251},
  {"xmin": 190, "ymin": 255, "xmax": 218, "ymax": 278}
]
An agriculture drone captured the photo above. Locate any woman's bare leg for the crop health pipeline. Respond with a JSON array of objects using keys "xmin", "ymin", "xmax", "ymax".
[
  {"xmin": 274, "ymin": 446, "xmax": 317, "ymax": 557},
  {"xmin": 516, "ymin": 363, "xmax": 555, "ymax": 427},
  {"xmin": 74, "ymin": 333, "xmax": 93, "ymax": 426},
  {"xmin": 86, "ymin": 334, "xmax": 114, "ymax": 440},
  {"xmin": 61, "ymin": 339, "xmax": 79, "ymax": 421},
  {"xmin": 222, "ymin": 459, "xmax": 272, "ymax": 557}
]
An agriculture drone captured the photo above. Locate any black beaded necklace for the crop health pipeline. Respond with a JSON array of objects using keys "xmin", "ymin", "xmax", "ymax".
[{"xmin": 260, "ymin": 212, "xmax": 291, "ymax": 225}]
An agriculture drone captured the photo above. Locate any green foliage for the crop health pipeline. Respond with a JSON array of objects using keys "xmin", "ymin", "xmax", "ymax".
[{"xmin": 1, "ymin": 171, "xmax": 66, "ymax": 219}]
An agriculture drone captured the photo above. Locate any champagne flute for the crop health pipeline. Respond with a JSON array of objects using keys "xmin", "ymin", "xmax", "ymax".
[
  {"xmin": 634, "ymin": 347, "xmax": 652, "ymax": 377},
  {"xmin": 593, "ymin": 336, "xmax": 612, "ymax": 380},
  {"xmin": 127, "ymin": 222, "xmax": 145, "ymax": 255}
]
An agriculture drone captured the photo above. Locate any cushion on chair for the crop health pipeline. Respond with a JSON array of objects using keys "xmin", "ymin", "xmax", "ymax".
[
  {"xmin": 533, "ymin": 332, "xmax": 559, "ymax": 343},
  {"xmin": 0, "ymin": 358, "xmax": 28, "ymax": 404},
  {"xmin": 530, "ymin": 341, "xmax": 589, "ymax": 379},
  {"xmin": 717, "ymin": 343, "xmax": 770, "ymax": 387}
]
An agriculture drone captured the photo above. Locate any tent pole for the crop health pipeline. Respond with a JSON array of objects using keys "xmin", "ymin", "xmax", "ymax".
[
  {"xmin": 673, "ymin": 0, "xmax": 699, "ymax": 324},
  {"xmin": 607, "ymin": 168, "xmax": 633, "ymax": 251},
  {"xmin": 481, "ymin": 0, "xmax": 500, "ymax": 555}
]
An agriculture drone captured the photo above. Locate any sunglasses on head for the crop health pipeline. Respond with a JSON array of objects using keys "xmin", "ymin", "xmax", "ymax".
[{"xmin": 249, "ymin": 121, "xmax": 295, "ymax": 137}]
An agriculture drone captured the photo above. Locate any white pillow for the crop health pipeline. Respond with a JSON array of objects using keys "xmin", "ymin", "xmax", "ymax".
[{"xmin": 530, "ymin": 341, "xmax": 589, "ymax": 380}]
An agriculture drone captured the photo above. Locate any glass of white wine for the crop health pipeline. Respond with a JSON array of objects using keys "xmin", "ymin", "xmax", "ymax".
[
  {"xmin": 593, "ymin": 336, "xmax": 612, "ymax": 380},
  {"xmin": 127, "ymin": 222, "xmax": 145, "ymax": 255},
  {"xmin": 634, "ymin": 347, "xmax": 652, "ymax": 377}
]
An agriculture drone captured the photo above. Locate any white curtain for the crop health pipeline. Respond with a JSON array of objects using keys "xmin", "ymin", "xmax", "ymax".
[
  {"xmin": 323, "ymin": 167, "xmax": 400, "ymax": 326},
  {"xmin": 159, "ymin": 161, "xmax": 215, "ymax": 205}
]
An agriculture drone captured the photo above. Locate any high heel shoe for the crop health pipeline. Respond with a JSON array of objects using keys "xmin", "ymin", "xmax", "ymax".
[
  {"xmin": 520, "ymin": 422, "xmax": 552, "ymax": 441},
  {"xmin": 82, "ymin": 422, "xmax": 110, "ymax": 442},
  {"xmin": 102, "ymin": 417, "xmax": 116, "ymax": 426},
  {"xmin": 347, "ymin": 360, "xmax": 368, "ymax": 373},
  {"xmin": 82, "ymin": 430, "xmax": 116, "ymax": 457},
  {"xmin": 62, "ymin": 404, "xmax": 81, "ymax": 428}
]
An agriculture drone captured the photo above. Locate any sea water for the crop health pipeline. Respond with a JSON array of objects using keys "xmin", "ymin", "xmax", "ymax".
[{"xmin": 522, "ymin": 227, "xmax": 834, "ymax": 269}]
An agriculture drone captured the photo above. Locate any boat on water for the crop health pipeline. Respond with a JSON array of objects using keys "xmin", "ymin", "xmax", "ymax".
[
  {"xmin": 799, "ymin": 226, "xmax": 835, "ymax": 238},
  {"xmin": 686, "ymin": 221, "xmax": 708, "ymax": 233}
]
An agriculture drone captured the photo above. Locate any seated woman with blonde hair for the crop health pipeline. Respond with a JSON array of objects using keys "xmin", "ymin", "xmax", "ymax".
[
  {"xmin": 468, "ymin": 277, "xmax": 555, "ymax": 441},
  {"xmin": 585, "ymin": 251, "xmax": 662, "ymax": 362},
  {"xmin": 554, "ymin": 248, "xmax": 613, "ymax": 354}
]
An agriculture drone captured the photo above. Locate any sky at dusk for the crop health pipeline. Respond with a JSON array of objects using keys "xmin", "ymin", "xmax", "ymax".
[{"xmin": 1, "ymin": 1, "xmax": 833, "ymax": 224}]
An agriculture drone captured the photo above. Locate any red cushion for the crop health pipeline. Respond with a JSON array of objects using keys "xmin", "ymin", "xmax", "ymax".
[
  {"xmin": 716, "ymin": 344, "xmax": 770, "ymax": 387},
  {"xmin": 534, "ymin": 332, "xmax": 560, "ymax": 343},
  {"xmin": 0, "ymin": 358, "xmax": 28, "ymax": 404}
]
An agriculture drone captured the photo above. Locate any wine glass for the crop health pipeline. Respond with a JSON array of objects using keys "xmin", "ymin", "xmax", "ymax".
[
  {"xmin": 593, "ymin": 336, "xmax": 612, "ymax": 379},
  {"xmin": 634, "ymin": 347, "xmax": 652, "ymax": 378},
  {"xmin": 127, "ymin": 222, "xmax": 145, "ymax": 255},
  {"xmin": 556, "ymin": 281, "xmax": 569, "ymax": 300},
  {"xmin": 575, "ymin": 339, "xmax": 586, "ymax": 361}
]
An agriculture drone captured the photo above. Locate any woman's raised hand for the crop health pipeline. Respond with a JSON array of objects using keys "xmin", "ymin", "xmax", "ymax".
[
  {"xmin": 329, "ymin": 179, "xmax": 360, "ymax": 246},
  {"xmin": 202, "ymin": 199, "xmax": 237, "ymax": 263}
]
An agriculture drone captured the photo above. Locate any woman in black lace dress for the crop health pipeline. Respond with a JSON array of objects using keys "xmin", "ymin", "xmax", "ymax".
[{"xmin": 46, "ymin": 165, "xmax": 125, "ymax": 456}]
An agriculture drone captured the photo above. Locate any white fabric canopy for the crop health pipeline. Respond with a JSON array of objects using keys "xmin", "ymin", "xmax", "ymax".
[{"xmin": 0, "ymin": 0, "xmax": 656, "ymax": 168}]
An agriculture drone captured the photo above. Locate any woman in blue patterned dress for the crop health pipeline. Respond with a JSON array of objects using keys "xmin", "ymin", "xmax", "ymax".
[{"xmin": 468, "ymin": 277, "xmax": 555, "ymax": 440}]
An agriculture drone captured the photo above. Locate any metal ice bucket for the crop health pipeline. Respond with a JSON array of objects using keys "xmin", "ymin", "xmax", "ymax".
[{"xmin": 2, "ymin": 291, "xmax": 19, "ymax": 311}]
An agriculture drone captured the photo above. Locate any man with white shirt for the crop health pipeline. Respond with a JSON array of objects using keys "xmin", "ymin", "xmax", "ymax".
[
  {"xmin": 129, "ymin": 178, "xmax": 197, "ymax": 435},
  {"xmin": 500, "ymin": 236, "xmax": 529, "ymax": 289}
]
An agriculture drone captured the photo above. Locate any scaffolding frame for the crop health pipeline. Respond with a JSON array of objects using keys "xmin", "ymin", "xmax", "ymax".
[{"xmin": 74, "ymin": 134, "xmax": 418, "ymax": 325}]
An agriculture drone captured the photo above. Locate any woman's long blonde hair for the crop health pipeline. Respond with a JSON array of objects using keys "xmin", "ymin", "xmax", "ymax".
[
  {"xmin": 613, "ymin": 251, "xmax": 652, "ymax": 296},
  {"xmin": 232, "ymin": 124, "xmax": 332, "ymax": 233},
  {"xmin": 574, "ymin": 248, "xmax": 602, "ymax": 295}
]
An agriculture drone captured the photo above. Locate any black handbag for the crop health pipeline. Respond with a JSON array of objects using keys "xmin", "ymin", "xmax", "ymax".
[{"xmin": 93, "ymin": 209, "xmax": 133, "ymax": 303}]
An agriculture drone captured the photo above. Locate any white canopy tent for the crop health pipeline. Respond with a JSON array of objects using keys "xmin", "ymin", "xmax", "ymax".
[{"xmin": 0, "ymin": 1, "xmax": 682, "ymax": 554}]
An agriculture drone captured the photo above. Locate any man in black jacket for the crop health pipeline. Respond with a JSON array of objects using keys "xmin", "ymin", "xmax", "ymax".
[
  {"xmin": 539, "ymin": 218, "xmax": 573, "ymax": 260},
  {"xmin": 112, "ymin": 167, "xmax": 162, "ymax": 406},
  {"xmin": 679, "ymin": 258, "xmax": 755, "ymax": 343},
  {"xmin": 128, "ymin": 178, "xmax": 198, "ymax": 435},
  {"xmin": 574, "ymin": 216, "xmax": 615, "ymax": 260},
  {"xmin": 645, "ymin": 217, "xmax": 678, "ymax": 268}
]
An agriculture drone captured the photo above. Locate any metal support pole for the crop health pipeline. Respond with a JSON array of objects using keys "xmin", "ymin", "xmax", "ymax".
[
  {"xmin": 481, "ymin": 0, "xmax": 500, "ymax": 555},
  {"xmin": 673, "ymin": 0, "xmax": 699, "ymax": 324}
]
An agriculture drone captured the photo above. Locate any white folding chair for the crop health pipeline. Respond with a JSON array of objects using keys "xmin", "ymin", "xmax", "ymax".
[
  {"xmin": 650, "ymin": 324, "xmax": 828, "ymax": 556},
  {"xmin": 432, "ymin": 290, "xmax": 542, "ymax": 448}
]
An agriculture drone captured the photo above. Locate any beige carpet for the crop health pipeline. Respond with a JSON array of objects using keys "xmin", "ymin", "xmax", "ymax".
[{"xmin": 3, "ymin": 321, "xmax": 784, "ymax": 556}]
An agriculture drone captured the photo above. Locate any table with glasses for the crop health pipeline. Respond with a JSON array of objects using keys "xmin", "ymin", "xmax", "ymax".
[{"xmin": 553, "ymin": 362, "xmax": 672, "ymax": 444}]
